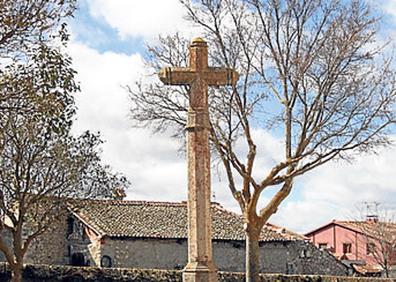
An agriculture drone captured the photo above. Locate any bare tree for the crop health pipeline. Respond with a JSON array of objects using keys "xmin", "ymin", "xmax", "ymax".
[
  {"xmin": 128, "ymin": 0, "xmax": 396, "ymax": 280},
  {"xmin": 352, "ymin": 205, "xmax": 396, "ymax": 277},
  {"xmin": 364, "ymin": 220, "xmax": 396, "ymax": 277}
]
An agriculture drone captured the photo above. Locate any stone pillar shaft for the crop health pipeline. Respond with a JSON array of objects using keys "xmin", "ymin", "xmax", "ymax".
[
  {"xmin": 158, "ymin": 37, "xmax": 239, "ymax": 282},
  {"xmin": 183, "ymin": 40, "xmax": 217, "ymax": 282}
]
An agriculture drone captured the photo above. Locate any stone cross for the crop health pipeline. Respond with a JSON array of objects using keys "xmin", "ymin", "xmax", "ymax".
[{"xmin": 159, "ymin": 38, "xmax": 239, "ymax": 282}]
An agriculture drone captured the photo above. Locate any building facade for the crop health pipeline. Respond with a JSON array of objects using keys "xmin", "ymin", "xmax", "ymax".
[
  {"xmin": 4, "ymin": 199, "xmax": 348, "ymax": 275},
  {"xmin": 305, "ymin": 218, "xmax": 396, "ymax": 276}
]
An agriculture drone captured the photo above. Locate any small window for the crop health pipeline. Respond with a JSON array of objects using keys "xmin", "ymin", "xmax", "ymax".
[
  {"xmin": 300, "ymin": 249, "xmax": 311, "ymax": 258},
  {"xmin": 318, "ymin": 243, "xmax": 328, "ymax": 250},
  {"xmin": 286, "ymin": 262, "xmax": 295, "ymax": 274},
  {"xmin": 101, "ymin": 255, "xmax": 112, "ymax": 268},
  {"xmin": 367, "ymin": 242, "xmax": 376, "ymax": 255},
  {"xmin": 82, "ymin": 229, "xmax": 88, "ymax": 241},
  {"xmin": 343, "ymin": 243, "xmax": 352, "ymax": 254},
  {"xmin": 71, "ymin": 252, "xmax": 85, "ymax": 266},
  {"xmin": 67, "ymin": 217, "xmax": 74, "ymax": 235}
]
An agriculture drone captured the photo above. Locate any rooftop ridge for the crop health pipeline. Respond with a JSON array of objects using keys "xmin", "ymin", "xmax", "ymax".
[
  {"xmin": 211, "ymin": 202, "xmax": 243, "ymax": 217},
  {"xmin": 336, "ymin": 220, "xmax": 396, "ymax": 226},
  {"xmin": 76, "ymin": 198, "xmax": 224, "ymax": 207}
]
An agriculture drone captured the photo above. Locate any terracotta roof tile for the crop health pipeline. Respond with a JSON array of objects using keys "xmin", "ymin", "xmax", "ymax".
[
  {"xmin": 72, "ymin": 200, "xmax": 302, "ymax": 242},
  {"xmin": 335, "ymin": 220, "xmax": 396, "ymax": 241}
]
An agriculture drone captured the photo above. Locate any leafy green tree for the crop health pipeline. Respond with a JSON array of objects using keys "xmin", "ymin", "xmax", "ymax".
[
  {"xmin": 0, "ymin": 0, "xmax": 76, "ymax": 57},
  {"xmin": 0, "ymin": 1, "xmax": 129, "ymax": 281},
  {"xmin": 0, "ymin": 113, "xmax": 128, "ymax": 281}
]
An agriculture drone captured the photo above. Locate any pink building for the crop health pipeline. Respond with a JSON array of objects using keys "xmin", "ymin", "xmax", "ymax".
[{"xmin": 305, "ymin": 218, "xmax": 396, "ymax": 276}]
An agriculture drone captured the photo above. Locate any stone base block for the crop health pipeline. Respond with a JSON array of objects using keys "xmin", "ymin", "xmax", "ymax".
[{"xmin": 183, "ymin": 262, "xmax": 218, "ymax": 282}]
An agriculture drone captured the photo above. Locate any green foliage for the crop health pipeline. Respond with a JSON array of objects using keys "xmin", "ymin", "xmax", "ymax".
[
  {"xmin": 0, "ymin": 0, "xmax": 130, "ymax": 277},
  {"xmin": 0, "ymin": 0, "xmax": 77, "ymax": 58},
  {"xmin": 0, "ymin": 42, "xmax": 79, "ymax": 136}
]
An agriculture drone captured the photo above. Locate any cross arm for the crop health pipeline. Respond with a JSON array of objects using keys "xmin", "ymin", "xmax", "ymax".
[
  {"xmin": 204, "ymin": 68, "xmax": 239, "ymax": 87},
  {"xmin": 159, "ymin": 67, "xmax": 196, "ymax": 86}
]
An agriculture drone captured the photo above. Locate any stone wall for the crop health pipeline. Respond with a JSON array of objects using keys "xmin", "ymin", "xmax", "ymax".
[
  {"xmin": 261, "ymin": 240, "xmax": 349, "ymax": 275},
  {"xmin": 0, "ymin": 221, "xmax": 68, "ymax": 266},
  {"xmin": 100, "ymin": 237, "xmax": 187, "ymax": 269},
  {"xmin": 0, "ymin": 230, "xmax": 11, "ymax": 262},
  {"xmin": 25, "ymin": 215, "xmax": 69, "ymax": 265},
  {"xmin": 96, "ymin": 237, "xmax": 347, "ymax": 275},
  {"xmin": 0, "ymin": 222, "xmax": 348, "ymax": 276},
  {"xmin": 0, "ymin": 264, "xmax": 393, "ymax": 282}
]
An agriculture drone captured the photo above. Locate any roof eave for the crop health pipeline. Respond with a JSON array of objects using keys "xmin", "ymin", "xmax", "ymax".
[{"xmin": 69, "ymin": 210, "xmax": 106, "ymax": 239}]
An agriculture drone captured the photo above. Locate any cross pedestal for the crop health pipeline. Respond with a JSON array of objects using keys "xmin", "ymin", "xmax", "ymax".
[{"xmin": 159, "ymin": 38, "xmax": 239, "ymax": 282}]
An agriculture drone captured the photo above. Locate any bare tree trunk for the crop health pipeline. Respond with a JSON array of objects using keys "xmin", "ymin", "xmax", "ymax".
[
  {"xmin": 11, "ymin": 226, "xmax": 24, "ymax": 282},
  {"xmin": 384, "ymin": 258, "xmax": 389, "ymax": 278},
  {"xmin": 10, "ymin": 262, "xmax": 23, "ymax": 282},
  {"xmin": 246, "ymin": 225, "xmax": 260, "ymax": 282}
]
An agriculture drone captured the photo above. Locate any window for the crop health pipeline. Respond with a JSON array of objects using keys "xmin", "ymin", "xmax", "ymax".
[
  {"xmin": 67, "ymin": 217, "xmax": 74, "ymax": 236},
  {"xmin": 300, "ymin": 249, "xmax": 311, "ymax": 258},
  {"xmin": 286, "ymin": 262, "xmax": 295, "ymax": 274},
  {"xmin": 367, "ymin": 242, "xmax": 376, "ymax": 255},
  {"xmin": 82, "ymin": 229, "xmax": 88, "ymax": 241},
  {"xmin": 343, "ymin": 243, "xmax": 352, "ymax": 254},
  {"xmin": 318, "ymin": 243, "xmax": 328, "ymax": 250},
  {"xmin": 101, "ymin": 255, "xmax": 112, "ymax": 268},
  {"xmin": 71, "ymin": 252, "xmax": 85, "ymax": 266}
]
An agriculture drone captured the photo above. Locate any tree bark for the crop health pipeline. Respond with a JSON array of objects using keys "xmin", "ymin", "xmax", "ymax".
[
  {"xmin": 10, "ymin": 262, "xmax": 23, "ymax": 282},
  {"xmin": 384, "ymin": 258, "xmax": 389, "ymax": 278},
  {"xmin": 246, "ymin": 225, "xmax": 260, "ymax": 282},
  {"xmin": 11, "ymin": 226, "xmax": 24, "ymax": 282}
]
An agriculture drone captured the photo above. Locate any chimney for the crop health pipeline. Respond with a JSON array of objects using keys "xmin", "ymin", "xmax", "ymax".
[
  {"xmin": 364, "ymin": 201, "xmax": 380, "ymax": 223},
  {"xmin": 366, "ymin": 214, "xmax": 379, "ymax": 223}
]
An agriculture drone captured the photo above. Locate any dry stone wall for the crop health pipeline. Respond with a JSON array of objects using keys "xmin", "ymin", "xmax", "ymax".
[
  {"xmin": 97, "ymin": 237, "xmax": 348, "ymax": 275},
  {"xmin": 261, "ymin": 240, "xmax": 349, "ymax": 275},
  {"xmin": 0, "ymin": 235, "xmax": 348, "ymax": 276},
  {"xmin": 25, "ymin": 217, "xmax": 69, "ymax": 265},
  {"xmin": 0, "ymin": 264, "xmax": 393, "ymax": 282}
]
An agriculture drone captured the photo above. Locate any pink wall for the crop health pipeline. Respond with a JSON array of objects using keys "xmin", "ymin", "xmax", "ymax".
[{"xmin": 306, "ymin": 223, "xmax": 385, "ymax": 265}]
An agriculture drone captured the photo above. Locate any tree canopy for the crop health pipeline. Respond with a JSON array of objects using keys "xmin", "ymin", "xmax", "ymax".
[{"xmin": 0, "ymin": 1, "xmax": 129, "ymax": 281}]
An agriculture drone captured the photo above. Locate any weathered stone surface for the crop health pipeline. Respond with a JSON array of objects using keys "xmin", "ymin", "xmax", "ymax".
[
  {"xmin": 0, "ymin": 264, "xmax": 394, "ymax": 282},
  {"xmin": 158, "ymin": 37, "xmax": 239, "ymax": 282},
  {"xmin": 0, "ymin": 200, "xmax": 347, "ymax": 276},
  {"xmin": 26, "ymin": 214, "xmax": 69, "ymax": 265}
]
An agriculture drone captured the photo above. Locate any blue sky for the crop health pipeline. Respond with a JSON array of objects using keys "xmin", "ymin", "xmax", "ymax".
[
  {"xmin": 68, "ymin": 0, "xmax": 396, "ymax": 234},
  {"xmin": 70, "ymin": 1, "xmax": 146, "ymax": 55}
]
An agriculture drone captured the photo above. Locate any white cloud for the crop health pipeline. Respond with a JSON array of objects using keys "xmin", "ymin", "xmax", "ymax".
[
  {"xmin": 270, "ymin": 144, "xmax": 396, "ymax": 234},
  {"xmin": 384, "ymin": 0, "xmax": 396, "ymax": 19},
  {"xmin": 66, "ymin": 41, "xmax": 287, "ymax": 214},
  {"xmin": 67, "ymin": 39, "xmax": 396, "ymax": 238},
  {"xmin": 86, "ymin": 0, "xmax": 192, "ymax": 40},
  {"xmin": 68, "ymin": 41, "xmax": 189, "ymax": 201}
]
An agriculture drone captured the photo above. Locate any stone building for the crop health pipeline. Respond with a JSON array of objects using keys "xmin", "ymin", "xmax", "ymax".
[{"xmin": 5, "ymin": 199, "xmax": 348, "ymax": 275}]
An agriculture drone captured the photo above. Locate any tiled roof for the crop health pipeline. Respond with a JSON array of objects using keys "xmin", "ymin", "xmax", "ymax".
[
  {"xmin": 305, "ymin": 219, "xmax": 396, "ymax": 243},
  {"xmin": 71, "ymin": 200, "xmax": 303, "ymax": 242},
  {"xmin": 353, "ymin": 264, "xmax": 382, "ymax": 275},
  {"xmin": 335, "ymin": 220, "xmax": 396, "ymax": 241}
]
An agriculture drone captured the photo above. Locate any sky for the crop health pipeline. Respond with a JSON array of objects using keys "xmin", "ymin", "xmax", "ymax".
[{"xmin": 68, "ymin": 0, "xmax": 396, "ymax": 234}]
